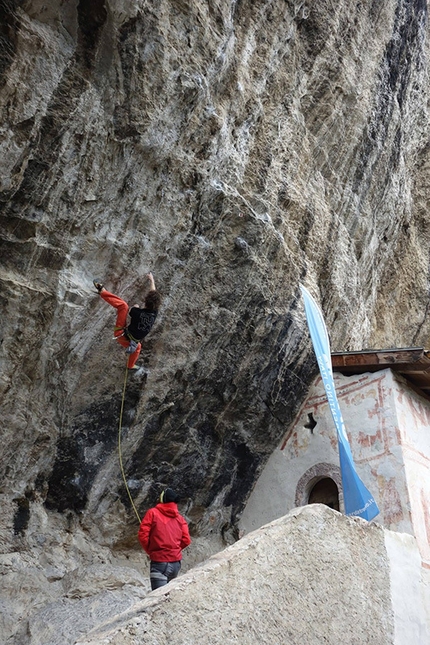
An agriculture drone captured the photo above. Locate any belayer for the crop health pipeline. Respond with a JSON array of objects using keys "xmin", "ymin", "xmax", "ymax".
[
  {"xmin": 93, "ymin": 273, "xmax": 161, "ymax": 370},
  {"xmin": 138, "ymin": 488, "xmax": 191, "ymax": 590}
]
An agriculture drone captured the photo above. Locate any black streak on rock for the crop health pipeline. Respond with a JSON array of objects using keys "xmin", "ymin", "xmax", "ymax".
[
  {"xmin": 13, "ymin": 495, "xmax": 30, "ymax": 535},
  {"xmin": 45, "ymin": 388, "xmax": 140, "ymax": 513},
  {"xmin": 77, "ymin": 0, "xmax": 108, "ymax": 68},
  {"xmin": 353, "ymin": 0, "xmax": 427, "ymax": 198},
  {"xmin": 0, "ymin": 0, "xmax": 22, "ymax": 85}
]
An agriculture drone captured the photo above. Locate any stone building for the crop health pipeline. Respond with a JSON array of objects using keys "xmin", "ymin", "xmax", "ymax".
[{"xmin": 239, "ymin": 347, "xmax": 430, "ymax": 572}]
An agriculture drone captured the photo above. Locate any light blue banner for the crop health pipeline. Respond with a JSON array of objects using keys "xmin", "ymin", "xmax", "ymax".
[{"xmin": 300, "ymin": 284, "xmax": 379, "ymax": 521}]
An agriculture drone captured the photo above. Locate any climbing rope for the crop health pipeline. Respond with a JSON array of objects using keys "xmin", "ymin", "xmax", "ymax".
[{"xmin": 118, "ymin": 359, "xmax": 141, "ymax": 523}]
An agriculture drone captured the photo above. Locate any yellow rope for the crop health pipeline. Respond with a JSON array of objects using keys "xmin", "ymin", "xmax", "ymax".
[{"xmin": 118, "ymin": 360, "xmax": 141, "ymax": 523}]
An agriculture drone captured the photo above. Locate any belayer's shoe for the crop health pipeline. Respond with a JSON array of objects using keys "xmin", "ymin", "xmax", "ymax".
[{"xmin": 93, "ymin": 279, "xmax": 104, "ymax": 293}]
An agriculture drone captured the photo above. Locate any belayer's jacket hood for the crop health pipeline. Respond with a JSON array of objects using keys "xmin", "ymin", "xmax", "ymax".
[{"xmin": 156, "ymin": 501, "xmax": 180, "ymax": 517}]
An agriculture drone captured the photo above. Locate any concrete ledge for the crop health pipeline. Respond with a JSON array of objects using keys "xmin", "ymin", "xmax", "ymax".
[{"xmin": 77, "ymin": 505, "xmax": 400, "ymax": 645}]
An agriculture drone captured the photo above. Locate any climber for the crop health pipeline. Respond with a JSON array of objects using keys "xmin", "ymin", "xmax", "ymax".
[
  {"xmin": 138, "ymin": 488, "xmax": 191, "ymax": 591},
  {"xmin": 93, "ymin": 273, "xmax": 161, "ymax": 370}
]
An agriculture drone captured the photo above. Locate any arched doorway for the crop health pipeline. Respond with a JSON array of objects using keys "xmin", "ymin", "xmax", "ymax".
[
  {"xmin": 295, "ymin": 463, "xmax": 343, "ymax": 513},
  {"xmin": 308, "ymin": 477, "xmax": 340, "ymax": 511}
]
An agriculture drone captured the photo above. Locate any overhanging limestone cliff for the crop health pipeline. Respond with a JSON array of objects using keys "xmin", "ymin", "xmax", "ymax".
[{"xmin": 1, "ymin": 4, "xmax": 430, "ymax": 636}]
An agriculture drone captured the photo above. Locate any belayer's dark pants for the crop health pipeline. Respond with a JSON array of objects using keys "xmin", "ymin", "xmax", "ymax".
[{"xmin": 150, "ymin": 561, "xmax": 181, "ymax": 590}]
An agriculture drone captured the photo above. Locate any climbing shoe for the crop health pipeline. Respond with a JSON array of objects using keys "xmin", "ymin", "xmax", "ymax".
[
  {"xmin": 93, "ymin": 279, "xmax": 104, "ymax": 293},
  {"xmin": 127, "ymin": 365, "xmax": 140, "ymax": 371}
]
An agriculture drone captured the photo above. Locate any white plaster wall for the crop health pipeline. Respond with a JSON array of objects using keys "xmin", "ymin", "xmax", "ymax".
[
  {"xmin": 240, "ymin": 369, "xmax": 415, "ymax": 536},
  {"xmin": 239, "ymin": 376, "xmax": 340, "ymax": 533},
  {"xmin": 385, "ymin": 529, "xmax": 430, "ymax": 644},
  {"xmin": 393, "ymin": 376, "xmax": 430, "ymax": 568}
]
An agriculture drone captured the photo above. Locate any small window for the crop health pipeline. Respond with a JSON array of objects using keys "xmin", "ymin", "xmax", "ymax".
[
  {"xmin": 304, "ymin": 412, "xmax": 317, "ymax": 432},
  {"xmin": 308, "ymin": 477, "xmax": 340, "ymax": 511}
]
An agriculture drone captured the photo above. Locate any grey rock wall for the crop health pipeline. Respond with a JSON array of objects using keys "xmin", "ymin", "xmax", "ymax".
[{"xmin": 1, "ymin": 1, "xmax": 430, "ymax": 642}]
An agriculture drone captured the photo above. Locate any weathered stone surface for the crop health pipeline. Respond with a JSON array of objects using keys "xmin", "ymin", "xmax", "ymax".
[{"xmin": 1, "ymin": 0, "xmax": 430, "ymax": 642}]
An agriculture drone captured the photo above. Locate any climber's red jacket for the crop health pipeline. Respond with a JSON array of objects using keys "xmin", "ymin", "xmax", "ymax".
[{"xmin": 138, "ymin": 502, "xmax": 191, "ymax": 562}]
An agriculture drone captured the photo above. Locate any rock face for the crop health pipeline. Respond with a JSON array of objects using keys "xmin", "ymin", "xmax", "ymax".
[{"xmin": 1, "ymin": 0, "xmax": 430, "ymax": 642}]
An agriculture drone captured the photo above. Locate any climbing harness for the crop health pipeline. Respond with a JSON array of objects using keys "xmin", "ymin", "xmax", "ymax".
[
  {"xmin": 113, "ymin": 327, "xmax": 139, "ymax": 354},
  {"xmin": 118, "ymin": 358, "xmax": 141, "ymax": 523},
  {"xmin": 112, "ymin": 325, "xmax": 126, "ymax": 340}
]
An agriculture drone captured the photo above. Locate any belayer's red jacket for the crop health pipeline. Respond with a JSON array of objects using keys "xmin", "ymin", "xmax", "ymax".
[{"xmin": 138, "ymin": 502, "xmax": 191, "ymax": 562}]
